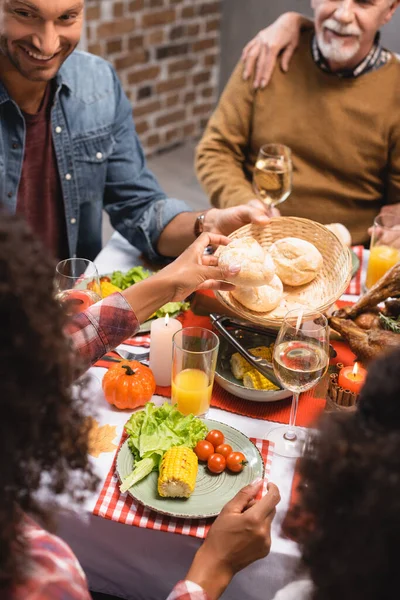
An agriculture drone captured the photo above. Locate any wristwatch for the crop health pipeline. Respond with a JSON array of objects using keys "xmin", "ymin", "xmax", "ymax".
[{"xmin": 194, "ymin": 212, "xmax": 207, "ymax": 237}]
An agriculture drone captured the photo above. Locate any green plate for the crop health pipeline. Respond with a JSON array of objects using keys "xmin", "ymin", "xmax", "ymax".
[
  {"xmin": 116, "ymin": 419, "xmax": 264, "ymax": 519},
  {"xmin": 351, "ymin": 249, "xmax": 360, "ymax": 278}
]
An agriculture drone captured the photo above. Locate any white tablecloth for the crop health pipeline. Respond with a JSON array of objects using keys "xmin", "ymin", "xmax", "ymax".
[{"xmin": 57, "ymin": 233, "xmax": 366, "ymax": 599}]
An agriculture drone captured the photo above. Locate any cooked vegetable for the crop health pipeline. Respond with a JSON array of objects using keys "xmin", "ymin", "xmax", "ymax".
[
  {"xmin": 242, "ymin": 369, "xmax": 279, "ymax": 391},
  {"xmin": 230, "ymin": 345, "xmax": 274, "ymax": 380},
  {"xmin": 207, "ymin": 453, "xmax": 226, "ymax": 474},
  {"xmin": 158, "ymin": 446, "xmax": 198, "ymax": 498},
  {"xmin": 102, "ymin": 361, "xmax": 156, "ymax": 410},
  {"xmin": 194, "ymin": 440, "xmax": 214, "ymax": 462},
  {"xmin": 119, "ymin": 402, "xmax": 208, "ymax": 492},
  {"xmin": 100, "ymin": 280, "xmax": 123, "ymax": 298},
  {"xmin": 215, "ymin": 443, "xmax": 232, "ymax": 458},
  {"xmin": 226, "ymin": 452, "xmax": 247, "ymax": 473},
  {"xmin": 206, "ymin": 430, "xmax": 224, "ymax": 449}
]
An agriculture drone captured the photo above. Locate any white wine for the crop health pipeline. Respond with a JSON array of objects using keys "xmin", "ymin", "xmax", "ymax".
[
  {"xmin": 273, "ymin": 341, "xmax": 328, "ymax": 393},
  {"xmin": 56, "ymin": 289, "xmax": 101, "ymax": 316},
  {"xmin": 253, "ymin": 158, "xmax": 291, "ymax": 206}
]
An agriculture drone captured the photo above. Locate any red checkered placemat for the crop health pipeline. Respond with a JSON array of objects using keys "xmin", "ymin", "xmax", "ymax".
[
  {"xmin": 93, "ymin": 435, "xmax": 274, "ymax": 540},
  {"xmin": 345, "ymin": 245, "xmax": 364, "ymax": 296}
]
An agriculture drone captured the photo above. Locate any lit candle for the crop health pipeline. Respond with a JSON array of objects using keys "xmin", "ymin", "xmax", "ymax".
[
  {"xmin": 338, "ymin": 362, "xmax": 367, "ymax": 395},
  {"xmin": 149, "ymin": 314, "xmax": 182, "ymax": 386}
]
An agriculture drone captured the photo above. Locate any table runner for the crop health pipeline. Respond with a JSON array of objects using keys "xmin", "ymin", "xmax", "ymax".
[{"xmin": 93, "ymin": 435, "xmax": 274, "ymax": 540}]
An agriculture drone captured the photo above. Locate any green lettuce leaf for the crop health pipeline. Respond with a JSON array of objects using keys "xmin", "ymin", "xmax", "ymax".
[
  {"xmin": 120, "ymin": 402, "xmax": 208, "ymax": 492},
  {"xmin": 110, "ymin": 266, "xmax": 151, "ymax": 290},
  {"xmin": 154, "ymin": 301, "xmax": 190, "ymax": 319}
]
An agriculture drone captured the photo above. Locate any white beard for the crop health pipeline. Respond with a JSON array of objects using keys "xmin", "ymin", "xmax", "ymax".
[{"xmin": 316, "ymin": 18, "xmax": 361, "ymax": 65}]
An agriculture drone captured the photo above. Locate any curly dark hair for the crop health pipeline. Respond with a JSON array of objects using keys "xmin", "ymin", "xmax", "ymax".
[
  {"xmin": 0, "ymin": 212, "xmax": 98, "ymax": 590},
  {"xmin": 356, "ymin": 347, "xmax": 400, "ymax": 431},
  {"xmin": 299, "ymin": 410, "xmax": 400, "ymax": 600}
]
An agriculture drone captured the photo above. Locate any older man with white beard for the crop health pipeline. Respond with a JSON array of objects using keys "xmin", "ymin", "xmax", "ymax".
[{"xmin": 196, "ymin": 0, "xmax": 400, "ymax": 246}]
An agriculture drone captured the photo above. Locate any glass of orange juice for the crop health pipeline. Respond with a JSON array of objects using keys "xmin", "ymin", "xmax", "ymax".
[
  {"xmin": 171, "ymin": 327, "xmax": 219, "ymax": 417},
  {"xmin": 366, "ymin": 213, "xmax": 400, "ymax": 289}
]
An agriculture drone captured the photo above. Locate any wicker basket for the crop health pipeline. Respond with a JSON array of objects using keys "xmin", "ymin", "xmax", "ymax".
[{"xmin": 215, "ymin": 217, "xmax": 353, "ymax": 329}]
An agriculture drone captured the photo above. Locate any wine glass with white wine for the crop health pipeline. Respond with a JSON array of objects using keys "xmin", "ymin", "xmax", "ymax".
[
  {"xmin": 253, "ymin": 143, "xmax": 292, "ymax": 209},
  {"xmin": 268, "ymin": 309, "xmax": 329, "ymax": 458}
]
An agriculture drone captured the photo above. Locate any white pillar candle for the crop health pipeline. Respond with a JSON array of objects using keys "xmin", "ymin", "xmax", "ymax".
[{"xmin": 149, "ymin": 315, "xmax": 182, "ymax": 386}]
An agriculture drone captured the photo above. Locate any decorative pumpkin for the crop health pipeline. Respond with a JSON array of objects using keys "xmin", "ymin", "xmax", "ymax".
[{"xmin": 102, "ymin": 360, "xmax": 156, "ymax": 410}]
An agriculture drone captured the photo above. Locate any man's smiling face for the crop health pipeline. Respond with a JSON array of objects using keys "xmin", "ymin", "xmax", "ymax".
[
  {"xmin": 311, "ymin": 0, "xmax": 399, "ymax": 70},
  {"xmin": 0, "ymin": 0, "xmax": 84, "ymax": 82}
]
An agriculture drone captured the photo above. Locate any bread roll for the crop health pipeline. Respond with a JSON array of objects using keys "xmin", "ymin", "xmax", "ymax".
[
  {"xmin": 269, "ymin": 237, "xmax": 323, "ymax": 286},
  {"xmin": 219, "ymin": 237, "xmax": 275, "ymax": 287},
  {"xmin": 325, "ymin": 223, "xmax": 352, "ymax": 247},
  {"xmin": 231, "ymin": 275, "xmax": 283, "ymax": 312}
]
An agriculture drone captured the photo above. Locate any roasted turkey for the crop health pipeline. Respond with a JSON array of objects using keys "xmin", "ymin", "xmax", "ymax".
[{"xmin": 329, "ymin": 262, "xmax": 400, "ymax": 362}]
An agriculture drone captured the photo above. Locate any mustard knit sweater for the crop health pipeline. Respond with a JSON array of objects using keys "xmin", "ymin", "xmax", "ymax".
[{"xmin": 196, "ymin": 31, "xmax": 400, "ymax": 245}]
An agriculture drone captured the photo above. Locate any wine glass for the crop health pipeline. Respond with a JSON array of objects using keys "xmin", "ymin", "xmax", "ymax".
[
  {"xmin": 253, "ymin": 143, "xmax": 292, "ymax": 209},
  {"xmin": 268, "ymin": 309, "xmax": 329, "ymax": 458},
  {"xmin": 55, "ymin": 258, "xmax": 102, "ymax": 316}
]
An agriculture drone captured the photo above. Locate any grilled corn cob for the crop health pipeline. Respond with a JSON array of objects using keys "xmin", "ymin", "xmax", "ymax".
[
  {"xmin": 243, "ymin": 368, "xmax": 279, "ymax": 391},
  {"xmin": 100, "ymin": 281, "xmax": 123, "ymax": 298},
  {"xmin": 230, "ymin": 345, "xmax": 274, "ymax": 379},
  {"xmin": 158, "ymin": 446, "xmax": 198, "ymax": 498}
]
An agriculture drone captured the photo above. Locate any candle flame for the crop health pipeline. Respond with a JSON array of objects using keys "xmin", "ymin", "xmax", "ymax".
[
  {"xmin": 164, "ymin": 313, "xmax": 169, "ymax": 326},
  {"xmin": 352, "ymin": 362, "xmax": 359, "ymax": 377}
]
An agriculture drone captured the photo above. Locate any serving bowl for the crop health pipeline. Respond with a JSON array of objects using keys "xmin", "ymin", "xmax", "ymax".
[{"xmin": 215, "ymin": 329, "xmax": 291, "ymax": 403}]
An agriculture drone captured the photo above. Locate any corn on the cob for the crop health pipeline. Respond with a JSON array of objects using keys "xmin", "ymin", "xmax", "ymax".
[
  {"xmin": 158, "ymin": 446, "xmax": 198, "ymax": 498},
  {"xmin": 243, "ymin": 368, "xmax": 279, "ymax": 391},
  {"xmin": 230, "ymin": 345, "xmax": 274, "ymax": 380},
  {"xmin": 100, "ymin": 281, "xmax": 122, "ymax": 298}
]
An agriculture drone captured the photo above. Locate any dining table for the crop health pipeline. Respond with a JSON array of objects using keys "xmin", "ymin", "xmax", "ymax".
[{"xmin": 56, "ymin": 231, "xmax": 367, "ymax": 600}]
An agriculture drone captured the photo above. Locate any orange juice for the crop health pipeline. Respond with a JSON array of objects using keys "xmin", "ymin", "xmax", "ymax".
[
  {"xmin": 171, "ymin": 369, "xmax": 212, "ymax": 416},
  {"xmin": 366, "ymin": 245, "xmax": 400, "ymax": 289}
]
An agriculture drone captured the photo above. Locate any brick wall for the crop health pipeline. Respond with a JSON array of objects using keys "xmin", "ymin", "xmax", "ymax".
[{"xmin": 85, "ymin": 0, "xmax": 222, "ymax": 156}]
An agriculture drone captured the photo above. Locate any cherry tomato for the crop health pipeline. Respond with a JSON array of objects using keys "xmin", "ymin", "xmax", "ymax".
[
  {"xmin": 207, "ymin": 453, "xmax": 226, "ymax": 474},
  {"xmin": 206, "ymin": 430, "xmax": 224, "ymax": 449},
  {"xmin": 194, "ymin": 440, "xmax": 214, "ymax": 462},
  {"xmin": 226, "ymin": 452, "xmax": 247, "ymax": 473},
  {"xmin": 215, "ymin": 443, "xmax": 232, "ymax": 458}
]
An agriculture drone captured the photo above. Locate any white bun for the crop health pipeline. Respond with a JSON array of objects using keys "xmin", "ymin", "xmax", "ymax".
[
  {"xmin": 219, "ymin": 236, "xmax": 275, "ymax": 287},
  {"xmin": 269, "ymin": 237, "xmax": 323, "ymax": 286},
  {"xmin": 325, "ymin": 223, "xmax": 352, "ymax": 247},
  {"xmin": 231, "ymin": 275, "xmax": 283, "ymax": 312}
]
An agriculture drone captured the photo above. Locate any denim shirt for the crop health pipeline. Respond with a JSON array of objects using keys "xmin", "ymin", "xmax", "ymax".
[{"xmin": 0, "ymin": 51, "xmax": 191, "ymax": 261}]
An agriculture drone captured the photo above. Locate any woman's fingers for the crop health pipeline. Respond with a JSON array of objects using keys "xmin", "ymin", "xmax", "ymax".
[
  {"xmin": 242, "ymin": 40, "xmax": 260, "ymax": 80},
  {"xmin": 198, "ymin": 280, "xmax": 236, "ymax": 292},
  {"xmin": 202, "ymin": 254, "xmax": 219, "ymax": 267},
  {"xmin": 196, "ymin": 232, "xmax": 231, "ymax": 250}
]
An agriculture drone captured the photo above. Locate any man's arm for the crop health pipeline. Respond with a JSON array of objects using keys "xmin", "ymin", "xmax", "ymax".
[
  {"xmin": 103, "ymin": 67, "xmax": 192, "ymax": 263},
  {"xmin": 195, "ymin": 62, "xmax": 256, "ymax": 209}
]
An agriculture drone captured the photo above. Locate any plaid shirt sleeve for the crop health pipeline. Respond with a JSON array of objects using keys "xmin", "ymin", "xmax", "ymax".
[
  {"xmin": 12, "ymin": 519, "xmax": 92, "ymax": 600},
  {"xmin": 64, "ymin": 292, "xmax": 139, "ymax": 366},
  {"xmin": 166, "ymin": 580, "xmax": 210, "ymax": 600}
]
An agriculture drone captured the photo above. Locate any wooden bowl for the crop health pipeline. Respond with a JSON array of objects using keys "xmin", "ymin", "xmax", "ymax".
[{"xmin": 215, "ymin": 217, "xmax": 352, "ymax": 329}]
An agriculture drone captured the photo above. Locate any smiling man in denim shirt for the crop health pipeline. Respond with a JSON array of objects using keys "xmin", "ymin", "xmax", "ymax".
[{"xmin": 0, "ymin": 0, "xmax": 270, "ymax": 263}]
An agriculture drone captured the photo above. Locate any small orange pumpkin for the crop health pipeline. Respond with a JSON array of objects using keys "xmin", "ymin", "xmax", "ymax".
[{"xmin": 102, "ymin": 360, "xmax": 156, "ymax": 410}]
